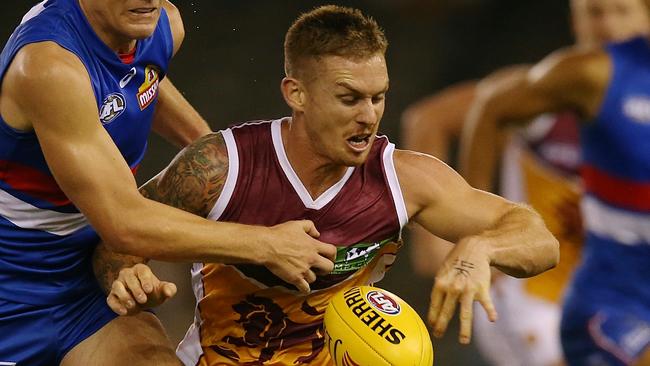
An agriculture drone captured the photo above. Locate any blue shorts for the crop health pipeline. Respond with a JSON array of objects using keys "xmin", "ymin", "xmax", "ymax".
[
  {"xmin": 0, "ymin": 288, "xmax": 117, "ymax": 365},
  {"xmin": 561, "ymin": 290, "xmax": 650, "ymax": 366}
]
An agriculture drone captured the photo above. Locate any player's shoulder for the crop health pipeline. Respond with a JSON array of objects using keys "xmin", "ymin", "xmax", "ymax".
[
  {"xmin": 10, "ymin": 42, "xmax": 86, "ymax": 84},
  {"xmin": 4, "ymin": 41, "xmax": 89, "ymax": 105},
  {"xmin": 531, "ymin": 45, "xmax": 609, "ymax": 86},
  {"xmin": 392, "ymin": 149, "xmax": 461, "ymax": 190},
  {"xmin": 162, "ymin": 0, "xmax": 184, "ymax": 54}
]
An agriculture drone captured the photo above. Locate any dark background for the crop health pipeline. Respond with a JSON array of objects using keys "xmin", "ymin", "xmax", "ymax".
[{"xmin": 1, "ymin": 1, "xmax": 573, "ymax": 365}]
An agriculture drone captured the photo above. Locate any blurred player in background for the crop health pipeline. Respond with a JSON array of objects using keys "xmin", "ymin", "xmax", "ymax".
[
  {"xmin": 461, "ymin": 0, "xmax": 650, "ymax": 364},
  {"xmin": 95, "ymin": 5, "xmax": 559, "ymax": 365},
  {"xmin": 402, "ymin": 0, "xmax": 650, "ymax": 365}
]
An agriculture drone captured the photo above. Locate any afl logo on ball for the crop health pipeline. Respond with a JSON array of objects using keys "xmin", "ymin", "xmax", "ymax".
[
  {"xmin": 366, "ymin": 290, "xmax": 401, "ymax": 315},
  {"xmin": 99, "ymin": 93, "xmax": 126, "ymax": 124}
]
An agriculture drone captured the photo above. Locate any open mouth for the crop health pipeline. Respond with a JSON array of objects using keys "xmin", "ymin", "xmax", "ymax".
[{"xmin": 347, "ymin": 134, "xmax": 371, "ymax": 152}]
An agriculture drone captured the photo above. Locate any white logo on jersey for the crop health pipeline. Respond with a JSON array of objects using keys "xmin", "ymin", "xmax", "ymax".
[
  {"xmin": 345, "ymin": 242, "xmax": 380, "ymax": 261},
  {"xmin": 119, "ymin": 67, "xmax": 137, "ymax": 88},
  {"xmin": 99, "ymin": 93, "xmax": 126, "ymax": 124},
  {"xmin": 623, "ymin": 96, "xmax": 650, "ymax": 124},
  {"xmin": 0, "ymin": 362, "xmax": 17, "ymax": 366}
]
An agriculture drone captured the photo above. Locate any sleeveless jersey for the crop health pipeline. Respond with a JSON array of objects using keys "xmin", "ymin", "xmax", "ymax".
[
  {"xmin": 515, "ymin": 112, "xmax": 582, "ymax": 303},
  {"xmin": 0, "ymin": 0, "xmax": 173, "ymax": 305},
  {"xmin": 177, "ymin": 119, "xmax": 408, "ymax": 366},
  {"xmin": 573, "ymin": 36, "xmax": 650, "ymax": 303}
]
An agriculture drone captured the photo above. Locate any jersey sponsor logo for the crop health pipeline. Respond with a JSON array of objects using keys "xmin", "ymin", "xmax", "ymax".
[
  {"xmin": 99, "ymin": 93, "xmax": 126, "ymax": 124},
  {"xmin": 137, "ymin": 65, "xmax": 160, "ymax": 110},
  {"xmin": 119, "ymin": 67, "xmax": 137, "ymax": 88},
  {"xmin": 0, "ymin": 362, "xmax": 17, "ymax": 366},
  {"xmin": 366, "ymin": 290, "xmax": 401, "ymax": 315},
  {"xmin": 623, "ymin": 96, "xmax": 650, "ymax": 124},
  {"xmin": 331, "ymin": 236, "xmax": 395, "ymax": 275}
]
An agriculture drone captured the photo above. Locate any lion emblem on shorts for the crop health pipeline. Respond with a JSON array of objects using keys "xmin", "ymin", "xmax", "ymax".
[{"xmin": 212, "ymin": 294, "xmax": 324, "ymax": 364}]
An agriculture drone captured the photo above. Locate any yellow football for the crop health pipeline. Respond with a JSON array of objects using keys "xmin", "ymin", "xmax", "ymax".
[{"xmin": 324, "ymin": 285, "xmax": 434, "ymax": 366}]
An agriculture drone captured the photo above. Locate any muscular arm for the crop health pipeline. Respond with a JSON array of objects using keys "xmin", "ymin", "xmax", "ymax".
[
  {"xmin": 396, "ymin": 150, "xmax": 558, "ymax": 277},
  {"xmin": 93, "ymin": 132, "xmax": 227, "ymax": 293},
  {"xmin": 460, "ymin": 47, "xmax": 610, "ymax": 190},
  {"xmin": 400, "ymin": 66, "xmax": 531, "ymax": 277},
  {"xmin": 4, "ymin": 42, "xmax": 333, "ymax": 274},
  {"xmin": 152, "ymin": 1, "xmax": 211, "ymax": 147}
]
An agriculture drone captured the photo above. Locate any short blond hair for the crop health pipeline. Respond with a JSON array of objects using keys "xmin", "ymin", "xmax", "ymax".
[{"xmin": 284, "ymin": 5, "xmax": 388, "ymax": 77}]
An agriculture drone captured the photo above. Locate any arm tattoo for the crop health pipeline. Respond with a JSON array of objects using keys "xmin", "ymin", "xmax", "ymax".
[
  {"xmin": 92, "ymin": 243, "xmax": 146, "ymax": 294},
  {"xmin": 453, "ymin": 259, "xmax": 475, "ymax": 278},
  {"xmin": 140, "ymin": 132, "xmax": 229, "ymax": 217},
  {"xmin": 93, "ymin": 133, "xmax": 230, "ymax": 291}
]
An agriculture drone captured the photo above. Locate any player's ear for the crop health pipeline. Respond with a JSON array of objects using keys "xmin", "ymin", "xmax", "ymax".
[{"xmin": 281, "ymin": 76, "xmax": 306, "ymax": 112}]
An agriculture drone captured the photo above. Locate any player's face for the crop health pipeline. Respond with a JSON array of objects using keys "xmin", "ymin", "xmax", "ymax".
[
  {"xmin": 572, "ymin": 0, "xmax": 650, "ymax": 46},
  {"xmin": 300, "ymin": 54, "xmax": 389, "ymax": 167},
  {"xmin": 80, "ymin": 0, "xmax": 163, "ymax": 50}
]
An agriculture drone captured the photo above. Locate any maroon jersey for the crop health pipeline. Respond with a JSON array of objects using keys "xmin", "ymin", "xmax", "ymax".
[{"xmin": 177, "ymin": 118, "xmax": 407, "ymax": 366}]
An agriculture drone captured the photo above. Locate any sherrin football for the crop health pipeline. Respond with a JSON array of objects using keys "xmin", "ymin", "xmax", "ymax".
[{"xmin": 324, "ymin": 285, "xmax": 434, "ymax": 366}]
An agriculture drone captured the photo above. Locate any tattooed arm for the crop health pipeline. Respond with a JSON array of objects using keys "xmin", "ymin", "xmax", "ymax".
[{"xmin": 92, "ymin": 132, "xmax": 229, "ymax": 313}]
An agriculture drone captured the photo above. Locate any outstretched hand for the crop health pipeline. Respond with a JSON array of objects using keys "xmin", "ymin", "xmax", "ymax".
[
  {"xmin": 427, "ymin": 237, "xmax": 497, "ymax": 344},
  {"xmin": 107, "ymin": 263, "xmax": 177, "ymax": 316},
  {"xmin": 262, "ymin": 220, "xmax": 337, "ymax": 294}
]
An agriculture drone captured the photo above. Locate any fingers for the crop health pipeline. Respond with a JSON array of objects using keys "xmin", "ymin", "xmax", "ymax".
[
  {"xmin": 312, "ymin": 253, "xmax": 335, "ymax": 275},
  {"xmin": 294, "ymin": 277, "xmax": 311, "ymax": 294},
  {"xmin": 303, "ymin": 269, "xmax": 317, "ymax": 284},
  {"xmin": 134, "ymin": 263, "xmax": 157, "ymax": 294},
  {"xmin": 433, "ymin": 287, "xmax": 460, "ymax": 338},
  {"xmin": 109, "ymin": 280, "xmax": 136, "ymax": 315},
  {"xmin": 427, "ymin": 281, "xmax": 445, "ymax": 327},
  {"xmin": 107, "ymin": 293, "xmax": 128, "ymax": 315},
  {"xmin": 317, "ymin": 242, "xmax": 338, "ymax": 262},
  {"xmin": 477, "ymin": 287, "xmax": 498, "ymax": 322},
  {"xmin": 160, "ymin": 282, "xmax": 177, "ymax": 299},
  {"xmin": 122, "ymin": 269, "xmax": 148, "ymax": 304},
  {"xmin": 458, "ymin": 292, "xmax": 474, "ymax": 344},
  {"xmin": 300, "ymin": 220, "xmax": 320, "ymax": 238}
]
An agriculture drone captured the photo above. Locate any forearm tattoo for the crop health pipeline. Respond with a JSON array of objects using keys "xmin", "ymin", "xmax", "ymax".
[{"xmin": 453, "ymin": 259, "xmax": 475, "ymax": 278}]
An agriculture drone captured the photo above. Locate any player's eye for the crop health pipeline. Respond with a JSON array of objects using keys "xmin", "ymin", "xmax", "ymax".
[{"xmin": 339, "ymin": 96, "xmax": 358, "ymax": 105}]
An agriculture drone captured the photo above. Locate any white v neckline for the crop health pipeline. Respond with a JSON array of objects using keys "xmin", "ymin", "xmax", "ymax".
[{"xmin": 271, "ymin": 119, "xmax": 355, "ymax": 210}]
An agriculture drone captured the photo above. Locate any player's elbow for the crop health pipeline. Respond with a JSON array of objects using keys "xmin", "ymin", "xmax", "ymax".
[
  {"xmin": 95, "ymin": 207, "xmax": 152, "ymax": 257},
  {"xmin": 99, "ymin": 221, "xmax": 141, "ymax": 256},
  {"xmin": 524, "ymin": 219, "xmax": 561, "ymax": 277}
]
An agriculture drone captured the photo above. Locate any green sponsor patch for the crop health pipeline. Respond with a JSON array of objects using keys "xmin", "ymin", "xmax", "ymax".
[{"xmin": 332, "ymin": 236, "xmax": 396, "ymax": 275}]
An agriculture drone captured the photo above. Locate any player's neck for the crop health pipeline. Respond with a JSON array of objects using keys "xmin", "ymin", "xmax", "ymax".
[{"xmin": 282, "ymin": 119, "xmax": 349, "ymax": 199}]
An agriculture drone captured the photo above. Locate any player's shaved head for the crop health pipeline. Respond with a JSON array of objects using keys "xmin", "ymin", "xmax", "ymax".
[{"xmin": 284, "ymin": 5, "xmax": 388, "ymax": 78}]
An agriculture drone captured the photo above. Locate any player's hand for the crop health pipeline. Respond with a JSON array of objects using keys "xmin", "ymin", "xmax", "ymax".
[
  {"xmin": 427, "ymin": 237, "xmax": 497, "ymax": 345},
  {"xmin": 107, "ymin": 263, "xmax": 177, "ymax": 316},
  {"xmin": 261, "ymin": 220, "xmax": 337, "ymax": 294}
]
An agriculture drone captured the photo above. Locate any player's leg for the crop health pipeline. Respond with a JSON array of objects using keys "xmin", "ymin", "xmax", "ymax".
[
  {"xmin": 61, "ymin": 311, "xmax": 180, "ymax": 365},
  {"xmin": 562, "ymin": 298, "xmax": 650, "ymax": 366},
  {"xmin": 55, "ymin": 286, "xmax": 179, "ymax": 365}
]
